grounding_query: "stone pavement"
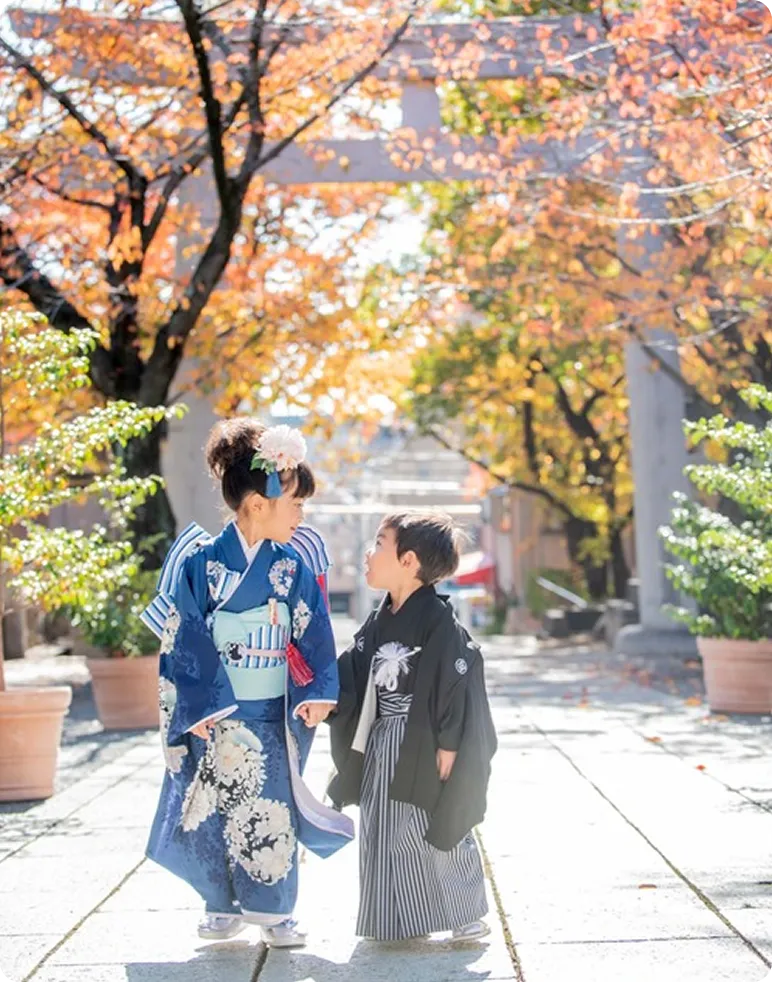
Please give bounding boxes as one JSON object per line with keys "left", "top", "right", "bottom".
{"left": 2, "top": 630, "right": 772, "bottom": 982}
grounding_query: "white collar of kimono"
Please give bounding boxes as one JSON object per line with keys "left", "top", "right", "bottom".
{"left": 233, "top": 521, "right": 264, "bottom": 566}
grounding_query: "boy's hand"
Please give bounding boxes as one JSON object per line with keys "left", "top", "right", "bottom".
{"left": 297, "top": 702, "right": 337, "bottom": 728}
{"left": 436, "top": 748, "right": 457, "bottom": 782}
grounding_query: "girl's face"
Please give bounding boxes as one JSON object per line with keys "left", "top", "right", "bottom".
{"left": 262, "top": 490, "right": 306, "bottom": 544}
{"left": 243, "top": 476, "right": 306, "bottom": 544}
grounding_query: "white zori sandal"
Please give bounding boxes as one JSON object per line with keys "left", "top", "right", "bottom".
{"left": 197, "top": 913, "right": 246, "bottom": 940}
{"left": 451, "top": 920, "right": 492, "bottom": 943}
{"left": 261, "top": 918, "right": 308, "bottom": 948}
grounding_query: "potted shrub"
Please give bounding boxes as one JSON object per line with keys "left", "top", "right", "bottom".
{"left": 67, "top": 570, "right": 162, "bottom": 730}
{"left": 0, "top": 311, "right": 175, "bottom": 800}
{"left": 660, "top": 384, "right": 772, "bottom": 713}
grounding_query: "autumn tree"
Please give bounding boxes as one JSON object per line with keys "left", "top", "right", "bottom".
{"left": 0, "top": 0, "right": 425, "bottom": 564}
{"left": 363, "top": 176, "right": 632, "bottom": 599}
{"left": 362, "top": 0, "right": 771, "bottom": 601}
{"left": 432, "top": 0, "right": 772, "bottom": 417}
{"left": 0, "top": 310, "right": 174, "bottom": 687}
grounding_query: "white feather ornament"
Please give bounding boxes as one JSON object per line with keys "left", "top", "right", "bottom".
{"left": 373, "top": 642, "right": 421, "bottom": 691}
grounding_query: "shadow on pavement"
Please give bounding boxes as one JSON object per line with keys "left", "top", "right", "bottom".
{"left": 260, "top": 938, "right": 494, "bottom": 982}
{"left": 124, "top": 941, "right": 262, "bottom": 982}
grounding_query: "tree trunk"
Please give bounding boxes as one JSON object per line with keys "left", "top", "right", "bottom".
{"left": 121, "top": 423, "right": 176, "bottom": 570}
{"left": 563, "top": 516, "right": 608, "bottom": 601}
{"left": 609, "top": 526, "right": 630, "bottom": 599}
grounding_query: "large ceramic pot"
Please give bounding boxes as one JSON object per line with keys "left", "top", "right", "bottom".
{"left": 87, "top": 654, "right": 160, "bottom": 730}
{"left": 697, "top": 637, "right": 772, "bottom": 714}
{"left": 0, "top": 686, "right": 72, "bottom": 801}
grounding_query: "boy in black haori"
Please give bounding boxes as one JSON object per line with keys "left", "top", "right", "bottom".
{"left": 328, "top": 512, "right": 497, "bottom": 943}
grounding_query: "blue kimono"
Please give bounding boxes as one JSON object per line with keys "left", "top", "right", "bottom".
{"left": 141, "top": 522, "right": 354, "bottom": 921}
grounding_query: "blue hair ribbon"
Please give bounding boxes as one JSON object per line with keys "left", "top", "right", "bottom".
{"left": 265, "top": 470, "right": 282, "bottom": 499}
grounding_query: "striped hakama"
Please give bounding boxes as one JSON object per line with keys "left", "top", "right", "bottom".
{"left": 357, "top": 691, "right": 488, "bottom": 941}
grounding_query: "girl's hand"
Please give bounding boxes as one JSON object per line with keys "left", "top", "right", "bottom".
{"left": 190, "top": 720, "right": 214, "bottom": 741}
{"left": 436, "top": 748, "right": 457, "bottom": 781}
{"left": 297, "top": 702, "right": 337, "bottom": 728}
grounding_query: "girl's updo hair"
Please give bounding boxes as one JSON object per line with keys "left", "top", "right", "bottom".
{"left": 205, "top": 417, "right": 315, "bottom": 512}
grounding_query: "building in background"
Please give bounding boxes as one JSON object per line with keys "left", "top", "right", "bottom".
{"left": 306, "top": 429, "right": 485, "bottom": 622}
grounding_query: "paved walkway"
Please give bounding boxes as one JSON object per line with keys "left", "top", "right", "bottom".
{"left": 2, "top": 631, "right": 772, "bottom": 981}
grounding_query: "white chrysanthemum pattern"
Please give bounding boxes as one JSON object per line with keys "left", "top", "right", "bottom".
{"left": 158, "top": 678, "right": 188, "bottom": 774}
{"left": 213, "top": 721, "right": 266, "bottom": 807}
{"left": 180, "top": 772, "right": 218, "bottom": 831}
{"left": 269, "top": 558, "right": 297, "bottom": 597}
{"left": 292, "top": 598, "right": 312, "bottom": 640}
{"left": 206, "top": 560, "right": 227, "bottom": 601}
{"left": 224, "top": 798, "right": 296, "bottom": 884}
{"left": 160, "top": 605, "right": 181, "bottom": 655}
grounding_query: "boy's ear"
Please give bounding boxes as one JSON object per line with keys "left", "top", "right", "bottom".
{"left": 400, "top": 549, "right": 421, "bottom": 573}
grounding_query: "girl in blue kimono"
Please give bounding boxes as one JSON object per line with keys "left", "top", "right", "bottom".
{"left": 141, "top": 418, "right": 353, "bottom": 947}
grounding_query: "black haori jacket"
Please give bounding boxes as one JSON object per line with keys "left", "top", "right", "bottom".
{"left": 327, "top": 586, "right": 497, "bottom": 851}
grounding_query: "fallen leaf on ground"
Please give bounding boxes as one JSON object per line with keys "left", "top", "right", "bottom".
{"left": 695, "top": 764, "right": 706, "bottom": 771}
{"left": 644, "top": 736, "right": 662, "bottom": 744}
{"left": 685, "top": 696, "right": 703, "bottom": 706}
{"left": 638, "top": 883, "right": 658, "bottom": 889}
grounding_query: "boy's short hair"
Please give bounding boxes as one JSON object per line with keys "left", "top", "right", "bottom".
{"left": 381, "top": 512, "right": 464, "bottom": 585}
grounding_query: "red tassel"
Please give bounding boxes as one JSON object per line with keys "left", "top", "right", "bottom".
{"left": 287, "top": 642, "right": 314, "bottom": 687}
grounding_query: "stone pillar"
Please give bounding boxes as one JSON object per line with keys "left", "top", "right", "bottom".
{"left": 618, "top": 333, "right": 697, "bottom": 656}
{"left": 161, "top": 382, "right": 222, "bottom": 532}
{"left": 615, "top": 153, "right": 698, "bottom": 658}
{"left": 164, "top": 170, "right": 225, "bottom": 532}
{"left": 400, "top": 82, "right": 441, "bottom": 130}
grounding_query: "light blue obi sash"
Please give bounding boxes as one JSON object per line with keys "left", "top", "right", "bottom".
{"left": 211, "top": 604, "right": 290, "bottom": 702}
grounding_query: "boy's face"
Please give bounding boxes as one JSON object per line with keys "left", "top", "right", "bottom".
{"left": 364, "top": 523, "right": 421, "bottom": 591}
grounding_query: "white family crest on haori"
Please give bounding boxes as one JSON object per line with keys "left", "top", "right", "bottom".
{"left": 455, "top": 658, "right": 468, "bottom": 676}
{"left": 268, "top": 557, "right": 297, "bottom": 597}
{"left": 258, "top": 425, "right": 307, "bottom": 472}
{"left": 373, "top": 642, "right": 421, "bottom": 692}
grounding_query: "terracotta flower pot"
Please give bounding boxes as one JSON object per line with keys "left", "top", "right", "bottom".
{"left": 87, "top": 654, "right": 160, "bottom": 730}
{"left": 0, "top": 686, "right": 72, "bottom": 802}
{"left": 697, "top": 637, "right": 772, "bottom": 714}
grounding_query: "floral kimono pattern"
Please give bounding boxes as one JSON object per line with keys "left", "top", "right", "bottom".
{"left": 144, "top": 522, "right": 353, "bottom": 920}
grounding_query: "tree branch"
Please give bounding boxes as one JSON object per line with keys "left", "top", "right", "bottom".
{"left": 177, "top": 0, "right": 233, "bottom": 216}
{"left": 425, "top": 423, "right": 573, "bottom": 516}
{"left": 30, "top": 175, "right": 113, "bottom": 215}
{"left": 0, "top": 221, "right": 113, "bottom": 393}
{"left": 0, "top": 35, "right": 139, "bottom": 184}
{"left": 249, "top": 8, "right": 417, "bottom": 179}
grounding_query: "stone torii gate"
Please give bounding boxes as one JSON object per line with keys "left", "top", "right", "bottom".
{"left": 11, "top": 10, "right": 694, "bottom": 654}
